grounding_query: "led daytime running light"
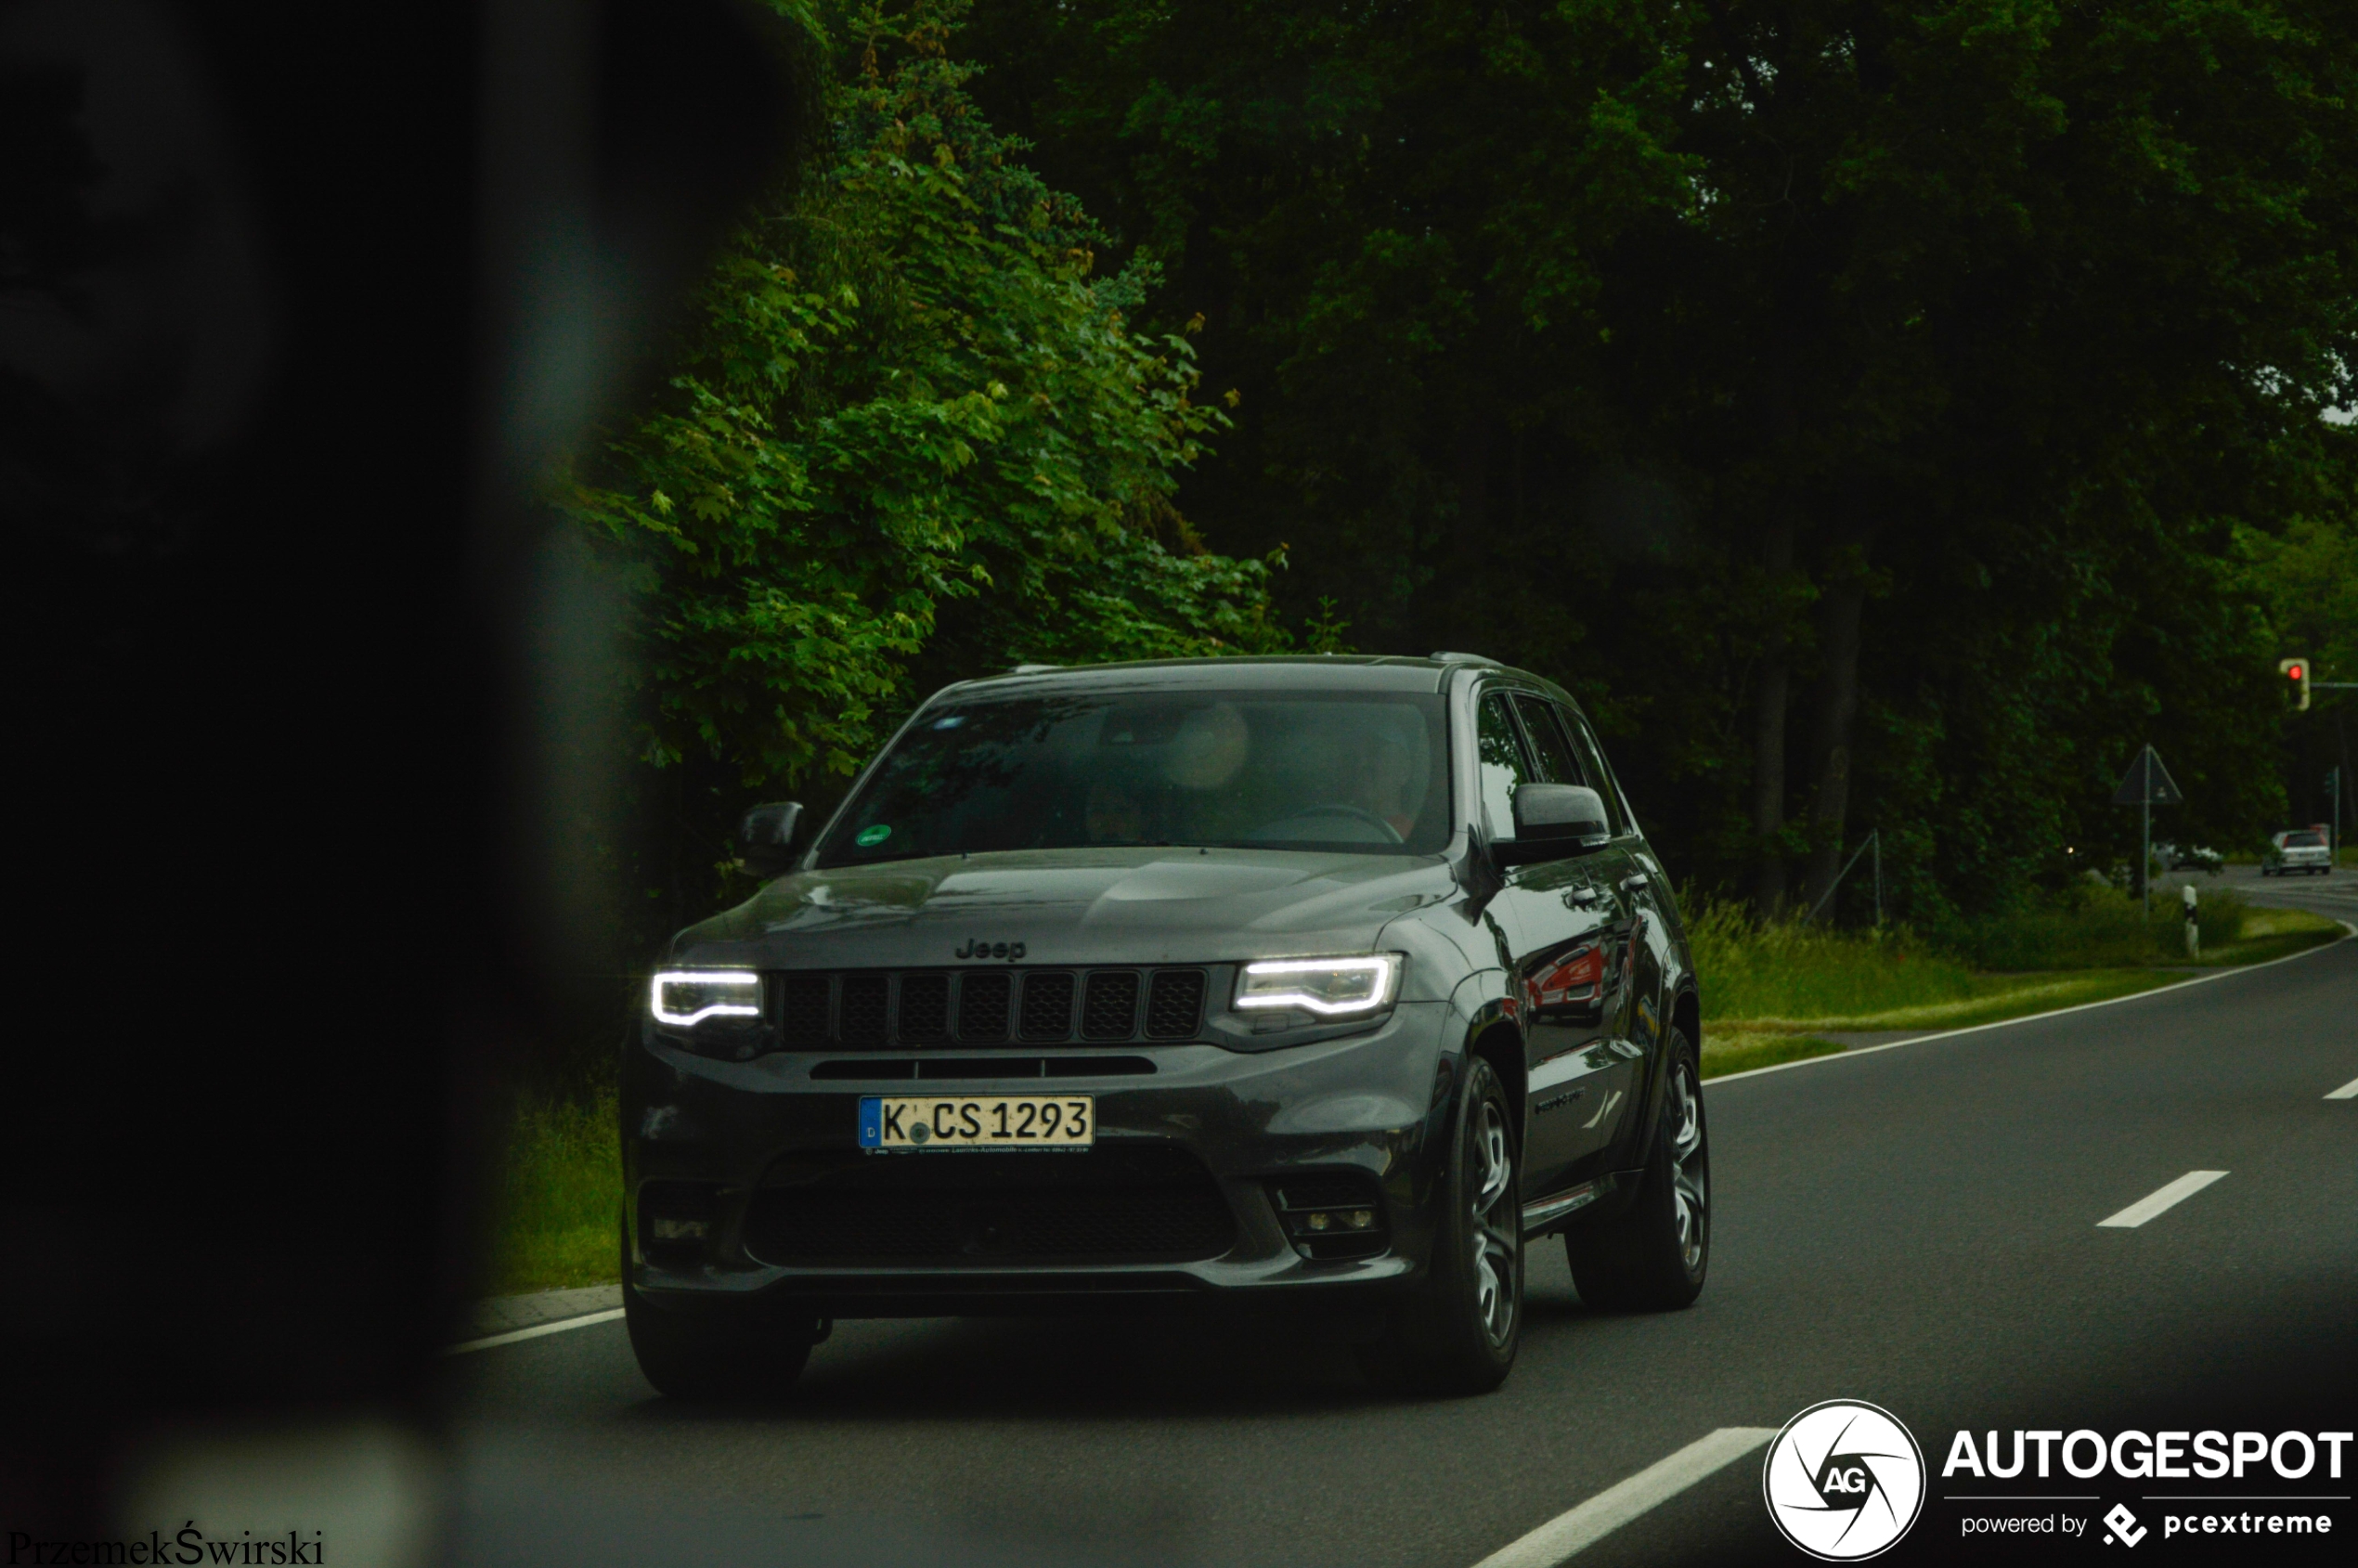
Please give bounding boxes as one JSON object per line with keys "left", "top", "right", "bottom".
{"left": 1234, "top": 953, "right": 1402, "bottom": 1016}
{"left": 651, "top": 969, "right": 763, "bottom": 1027}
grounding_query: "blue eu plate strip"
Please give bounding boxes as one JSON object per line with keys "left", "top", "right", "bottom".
{"left": 858, "top": 1096, "right": 882, "bottom": 1147}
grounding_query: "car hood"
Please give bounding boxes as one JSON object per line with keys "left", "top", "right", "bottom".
{"left": 673, "top": 847, "right": 1459, "bottom": 969}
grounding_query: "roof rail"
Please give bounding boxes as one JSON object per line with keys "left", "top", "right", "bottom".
{"left": 1008, "top": 663, "right": 1060, "bottom": 675}
{"left": 1429, "top": 651, "right": 1501, "bottom": 667}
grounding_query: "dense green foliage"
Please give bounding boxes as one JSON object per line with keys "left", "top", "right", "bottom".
{"left": 560, "top": 0, "right": 2358, "bottom": 952}
{"left": 561, "top": 1, "right": 1290, "bottom": 936}
{"left": 965, "top": 0, "right": 2358, "bottom": 916}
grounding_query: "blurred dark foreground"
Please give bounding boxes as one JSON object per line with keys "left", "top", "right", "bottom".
{"left": 0, "top": 0, "right": 809, "bottom": 1556}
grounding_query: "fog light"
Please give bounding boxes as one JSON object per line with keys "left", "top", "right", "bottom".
{"left": 1305, "top": 1212, "right": 1331, "bottom": 1232}
{"left": 1346, "top": 1210, "right": 1373, "bottom": 1230}
{"left": 651, "top": 1217, "right": 709, "bottom": 1242}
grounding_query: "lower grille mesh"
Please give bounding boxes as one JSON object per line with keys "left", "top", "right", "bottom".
{"left": 1082, "top": 972, "right": 1140, "bottom": 1040}
{"left": 745, "top": 1145, "right": 1235, "bottom": 1265}
{"left": 1146, "top": 970, "right": 1207, "bottom": 1038}
{"left": 1019, "top": 973, "right": 1076, "bottom": 1040}
{"left": 897, "top": 975, "right": 950, "bottom": 1042}
{"left": 840, "top": 976, "right": 888, "bottom": 1044}
{"left": 957, "top": 973, "right": 1012, "bottom": 1041}
{"left": 779, "top": 975, "right": 832, "bottom": 1047}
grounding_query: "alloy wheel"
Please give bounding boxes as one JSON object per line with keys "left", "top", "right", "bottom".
{"left": 1666, "top": 1061, "right": 1708, "bottom": 1275}
{"left": 1469, "top": 1095, "right": 1520, "bottom": 1343}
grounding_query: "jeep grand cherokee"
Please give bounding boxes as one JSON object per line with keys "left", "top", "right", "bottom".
{"left": 624, "top": 654, "right": 1708, "bottom": 1397}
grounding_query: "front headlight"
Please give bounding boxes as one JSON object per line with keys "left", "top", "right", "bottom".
{"left": 650, "top": 969, "right": 763, "bottom": 1027}
{"left": 1234, "top": 953, "right": 1403, "bottom": 1017}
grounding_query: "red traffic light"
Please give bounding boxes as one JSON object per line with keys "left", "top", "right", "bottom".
{"left": 2287, "top": 663, "right": 2306, "bottom": 681}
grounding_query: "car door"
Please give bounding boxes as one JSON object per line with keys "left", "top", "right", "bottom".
{"left": 1474, "top": 688, "right": 1625, "bottom": 1197}
{"left": 1509, "top": 695, "right": 1642, "bottom": 1178}
{"left": 1555, "top": 703, "right": 1670, "bottom": 1162}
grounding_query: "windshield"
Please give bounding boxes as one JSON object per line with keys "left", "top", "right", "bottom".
{"left": 814, "top": 689, "right": 1451, "bottom": 865}
{"left": 2284, "top": 832, "right": 2326, "bottom": 848}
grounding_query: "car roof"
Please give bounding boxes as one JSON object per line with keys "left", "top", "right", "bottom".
{"left": 922, "top": 654, "right": 1595, "bottom": 728}
{"left": 935, "top": 654, "right": 1471, "bottom": 700}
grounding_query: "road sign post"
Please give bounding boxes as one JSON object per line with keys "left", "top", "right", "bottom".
{"left": 2112, "top": 745, "right": 2183, "bottom": 918}
{"left": 1803, "top": 827, "right": 1883, "bottom": 927}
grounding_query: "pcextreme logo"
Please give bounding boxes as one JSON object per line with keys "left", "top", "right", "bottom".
{"left": 1763, "top": 1400, "right": 1927, "bottom": 1562}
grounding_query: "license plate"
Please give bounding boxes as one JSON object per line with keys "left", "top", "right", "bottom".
{"left": 859, "top": 1094, "right": 1095, "bottom": 1151}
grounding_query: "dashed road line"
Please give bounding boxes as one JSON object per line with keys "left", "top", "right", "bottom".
{"left": 2097, "top": 1171, "right": 2228, "bottom": 1229}
{"left": 1468, "top": 1427, "right": 1777, "bottom": 1567}
{"left": 446, "top": 1308, "right": 626, "bottom": 1355}
{"left": 2326, "top": 1074, "right": 2358, "bottom": 1100}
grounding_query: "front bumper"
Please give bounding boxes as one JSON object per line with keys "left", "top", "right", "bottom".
{"left": 623, "top": 1002, "right": 1456, "bottom": 1317}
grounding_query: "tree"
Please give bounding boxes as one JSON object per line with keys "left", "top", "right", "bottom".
{"left": 965, "top": 0, "right": 2358, "bottom": 915}
{"left": 560, "top": 0, "right": 1289, "bottom": 946}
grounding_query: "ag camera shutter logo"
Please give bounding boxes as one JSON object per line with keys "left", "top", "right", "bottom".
{"left": 1762, "top": 1400, "right": 1926, "bottom": 1561}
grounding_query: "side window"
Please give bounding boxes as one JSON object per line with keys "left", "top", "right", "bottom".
{"left": 1557, "top": 706, "right": 1628, "bottom": 835}
{"left": 1476, "top": 692, "right": 1535, "bottom": 838}
{"left": 1511, "top": 694, "right": 1587, "bottom": 786}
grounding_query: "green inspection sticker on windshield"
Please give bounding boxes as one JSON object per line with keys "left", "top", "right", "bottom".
{"left": 856, "top": 823, "right": 892, "bottom": 847}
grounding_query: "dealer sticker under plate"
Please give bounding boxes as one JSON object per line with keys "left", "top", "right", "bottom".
{"left": 859, "top": 1094, "right": 1095, "bottom": 1151}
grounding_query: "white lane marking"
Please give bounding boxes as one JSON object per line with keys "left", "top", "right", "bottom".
{"left": 1707, "top": 919, "right": 2355, "bottom": 1088}
{"left": 2326, "top": 1075, "right": 2358, "bottom": 1100}
{"left": 2098, "top": 1171, "right": 2228, "bottom": 1228}
{"left": 1470, "top": 1428, "right": 1776, "bottom": 1568}
{"left": 445, "top": 1308, "right": 625, "bottom": 1355}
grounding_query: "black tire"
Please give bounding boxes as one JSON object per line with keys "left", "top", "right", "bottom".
{"left": 1567, "top": 1029, "right": 1709, "bottom": 1312}
{"left": 1356, "top": 1056, "right": 1522, "bottom": 1396}
{"left": 623, "top": 1225, "right": 819, "bottom": 1401}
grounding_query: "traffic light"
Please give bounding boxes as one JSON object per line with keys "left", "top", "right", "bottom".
{"left": 2280, "top": 656, "right": 2311, "bottom": 711}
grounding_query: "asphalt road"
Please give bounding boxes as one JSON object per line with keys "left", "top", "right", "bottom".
{"left": 2209, "top": 857, "right": 2358, "bottom": 922}
{"left": 450, "top": 878, "right": 2355, "bottom": 1567}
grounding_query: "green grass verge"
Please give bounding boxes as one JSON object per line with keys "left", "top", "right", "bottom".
{"left": 1699, "top": 1032, "right": 1848, "bottom": 1078}
{"left": 2191, "top": 906, "right": 2346, "bottom": 966}
{"left": 1719, "top": 968, "right": 2185, "bottom": 1036}
{"left": 1697, "top": 903, "right": 2342, "bottom": 1081}
{"left": 491, "top": 1092, "right": 620, "bottom": 1295}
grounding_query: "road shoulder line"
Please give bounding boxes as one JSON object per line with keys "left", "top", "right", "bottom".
{"left": 1706, "top": 921, "right": 2354, "bottom": 1088}
{"left": 446, "top": 1308, "right": 626, "bottom": 1355}
{"left": 1469, "top": 1427, "right": 1776, "bottom": 1568}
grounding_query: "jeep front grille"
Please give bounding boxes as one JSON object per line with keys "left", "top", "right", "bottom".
{"left": 769, "top": 966, "right": 1211, "bottom": 1049}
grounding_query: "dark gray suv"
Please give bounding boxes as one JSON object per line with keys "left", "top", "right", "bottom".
{"left": 624, "top": 654, "right": 1706, "bottom": 1396}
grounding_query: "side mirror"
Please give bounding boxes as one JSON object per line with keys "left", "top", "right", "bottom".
{"left": 1499, "top": 784, "right": 1611, "bottom": 865}
{"left": 736, "top": 801, "right": 806, "bottom": 879}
